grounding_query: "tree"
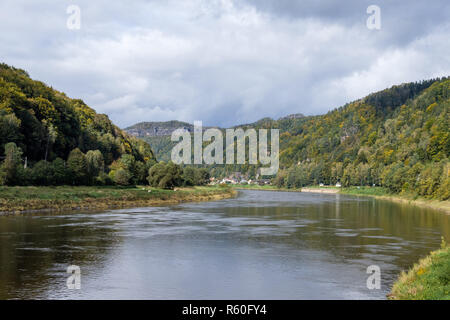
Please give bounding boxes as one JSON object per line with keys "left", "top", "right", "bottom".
{"left": 0, "top": 111, "right": 22, "bottom": 151}
{"left": 0, "top": 142, "right": 23, "bottom": 185}
{"left": 147, "top": 162, "right": 166, "bottom": 187}
{"left": 118, "top": 154, "right": 138, "bottom": 184}
{"left": 30, "top": 161, "right": 49, "bottom": 185}
{"left": 194, "top": 168, "right": 210, "bottom": 185}
{"left": 182, "top": 167, "right": 196, "bottom": 186}
{"left": 67, "top": 148, "right": 88, "bottom": 185}
{"left": 272, "top": 169, "right": 287, "bottom": 188}
{"left": 43, "top": 120, "right": 58, "bottom": 161}
{"left": 147, "top": 162, "right": 183, "bottom": 189}
{"left": 182, "top": 167, "right": 211, "bottom": 186}
{"left": 164, "top": 162, "right": 183, "bottom": 188}
{"left": 134, "top": 160, "right": 148, "bottom": 185}
{"left": 86, "top": 150, "right": 104, "bottom": 183}
{"left": 113, "top": 168, "right": 131, "bottom": 186}
{"left": 52, "top": 157, "right": 69, "bottom": 185}
{"left": 0, "top": 63, "right": 156, "bottom": 181}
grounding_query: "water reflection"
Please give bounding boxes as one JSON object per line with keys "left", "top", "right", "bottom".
{"left": 0, "top": 190, "right": 448, "bottom": 299}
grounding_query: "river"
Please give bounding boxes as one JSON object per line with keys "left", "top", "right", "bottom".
{"left": 0, "top": 190, "right": 448, "bottom": 299}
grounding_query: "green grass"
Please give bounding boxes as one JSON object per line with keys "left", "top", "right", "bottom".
{"left": 341, "top": 186, "right": 391, "bottom": 196}
{"left": 0, "top": 185, "right": 235, "bottom": 213}
{"left": 390, "top": 238, "right": 450, "bottom": 300}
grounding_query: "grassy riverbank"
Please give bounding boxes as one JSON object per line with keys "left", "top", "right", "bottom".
{"left": 389, "top": 239, "right": 450, "bottom": 300}
{"left": 0, "top": 185, "right": 236, "bottom": 214}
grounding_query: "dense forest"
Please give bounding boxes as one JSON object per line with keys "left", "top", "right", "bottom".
{"left": 272, "top": 78, "right": 449, "bottom": 200}
{"left": 128, "top": 78, "right": 449, "bottom": 200}
{"left": 1, "top": 63, "right": 448, "bottom": 197}
{"left": 0, "top": 64, "right": 212, "bottom": 188}
{"left": 0, "top": 63, "right": 203, "bottom": 188}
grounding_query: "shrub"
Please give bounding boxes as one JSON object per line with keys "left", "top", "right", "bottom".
{"left": 113, "top": 168, "right": 132, "bottom": 186}
{"left": 147, "top": 161, "right": 183, "bottom": 189}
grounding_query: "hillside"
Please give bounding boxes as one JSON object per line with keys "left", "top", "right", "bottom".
{"left": 127, "top": 78, "right": 449, "bottom": 199}
{"left": 0, "top": 63, "right": 154, "bottom": 165}
{"left": 273, "top": 78, "right": 449, "bottom": 199}
{"left": 0, "top": 63, "right": 156, "bottom": 186}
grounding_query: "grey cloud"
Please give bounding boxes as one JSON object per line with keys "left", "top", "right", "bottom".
{"left": 242, "top": 0, "right": 450, "bottom": 46}
{"left": 0, "top": 0, "right": 449, "bottom": 128}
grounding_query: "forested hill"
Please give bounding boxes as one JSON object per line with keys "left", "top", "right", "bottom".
{"left": 127, "top": 77, "right": 449, "bottom": 199}
{"left": 0, "top": 63, "right": 154, "bottom": 165}
{"left": 270, "top": 77, "right": 449, "bottom": 200}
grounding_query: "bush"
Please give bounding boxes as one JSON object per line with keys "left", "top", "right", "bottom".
{"left": 52, "top": 157, "right": 69, "bottom": 185}
{"left": 113, "top": 168, "right": 132, "bottom": 186}
{"left": 147, "top": 161, "right": 183, "bottom": 189}
{"left": 182, "top": 167, "right": 210, "bottom": 186}
{"left": 30, "top": 160, "right": 53, "bottom": 185}
{"left": 95, "top": 172, "right": 114, "bottom": 186}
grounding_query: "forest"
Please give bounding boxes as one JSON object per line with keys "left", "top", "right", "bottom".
{"left": 130, "top": 78, "right": 449, "bottom": 200}
{"left": 0, "top": 63, "right": 208, "bottom": 189}
{"left": 272, "top": 78, "right": 449, "bottom": 200}
{"left": 1, "top": 63, "right": 448, "bottom": 198}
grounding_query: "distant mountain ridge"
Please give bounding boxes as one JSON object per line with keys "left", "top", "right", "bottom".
{"left": 126, "top": 120, "right": 195, "bottom": 137}
{"left": 278, "top": 113, "right": 305, "bottom": 120}
{"left": 125, "top": 113, "right": 305, "bottom": 138}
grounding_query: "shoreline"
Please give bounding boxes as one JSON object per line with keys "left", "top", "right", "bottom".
{"left": 361, "top": 194, "right": 450, "bottom": 215}
{"left": 0, "top": 186, "right": 237, "bottom": 216}
{"left": 340, "top": 188, "right": 450, "bottom": 215}
{"left": 233, "top": 185, "right": 450, "bottom": 214}
{"left": 389, "top": 240, "right": 449, "bottom": 300}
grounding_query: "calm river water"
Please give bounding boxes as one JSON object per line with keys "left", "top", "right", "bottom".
{"left": 0, "top": 190, "right": 448, "bottom": 299}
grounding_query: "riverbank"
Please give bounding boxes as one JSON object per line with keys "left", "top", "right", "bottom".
{"left": 341, "top": 187, "right": 450, "bottom": 214}
{"left": 389, "top": 239, "right": 449, "bottom": 300}
{"left": 233, "top": 185, "right": 450, "bottom": 214}
{"left": 0, "top": 185, "right": 236, "bottom": 215}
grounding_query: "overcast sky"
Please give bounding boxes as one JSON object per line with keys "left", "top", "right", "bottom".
{"left": 0, "top": 0, "right": 449, "bottom": 128}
